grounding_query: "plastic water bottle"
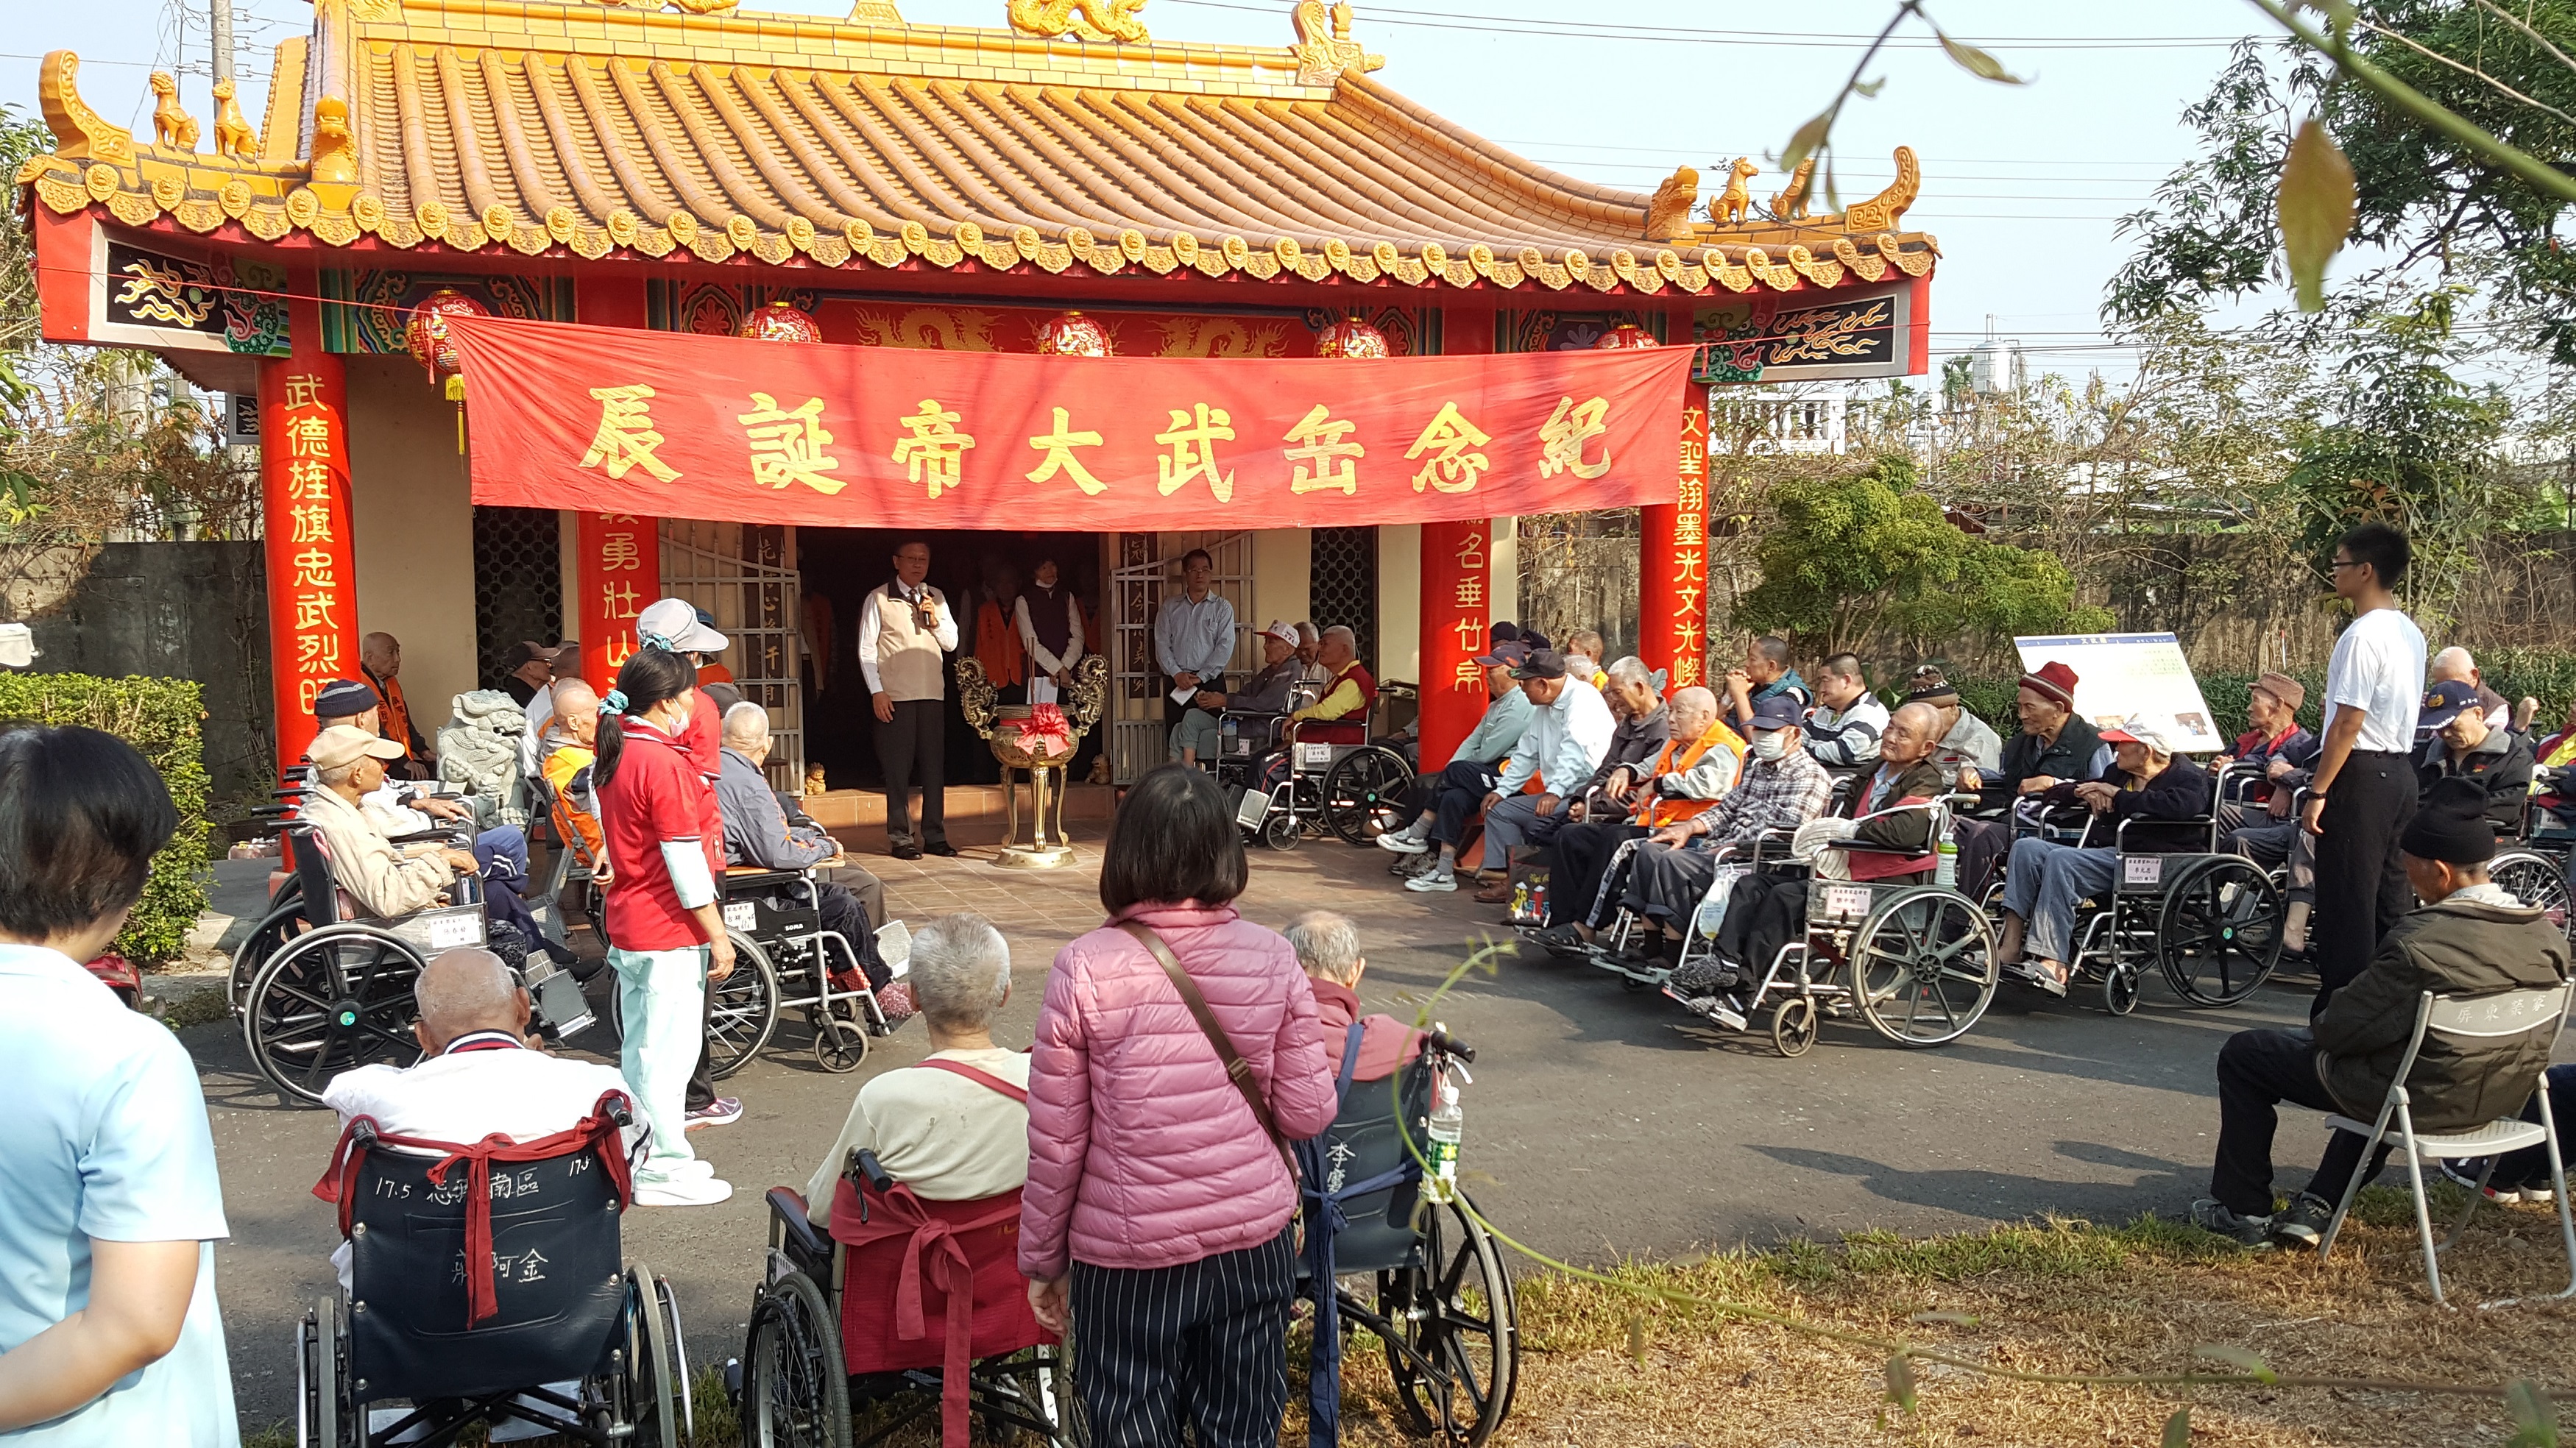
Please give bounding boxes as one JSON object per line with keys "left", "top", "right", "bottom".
{"left": 1933, "top": 820, "right": 1959, "bottom": 890}
{"left": 1426, "top": 1075, "right": 1464, "bottom": 1202}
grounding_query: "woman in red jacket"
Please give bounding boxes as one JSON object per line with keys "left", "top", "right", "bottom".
{"left": 1021, "top": 764, "right": 1337, "bottom": 1447}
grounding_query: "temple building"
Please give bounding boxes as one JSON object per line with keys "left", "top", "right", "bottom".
{"left": 17, "top": 0, "right": 1938, "bottom": 791}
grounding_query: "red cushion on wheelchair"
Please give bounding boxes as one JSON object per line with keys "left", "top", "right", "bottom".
{"left": 829, "top": 1179, "right": 1052, "bottom": 1377}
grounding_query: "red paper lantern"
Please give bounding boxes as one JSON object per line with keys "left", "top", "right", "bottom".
{"left": 1315, "top": 313, "right": 1390, "bottom": 359}
{"left": 1596, "top": 322, "right": 1659, "bottom": 349}
{"left": 405, "top": 288, "right": 490, "bottom": 380}
{"left": 1036, "top": 310, "right": 1113, "bottom": 358}
{"left": 739, "top": 300, "right": 824, "bottom": 344}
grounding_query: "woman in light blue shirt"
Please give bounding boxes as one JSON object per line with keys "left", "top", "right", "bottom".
{"left": 0, "top": 725, "right": 235, "bottom": 1447}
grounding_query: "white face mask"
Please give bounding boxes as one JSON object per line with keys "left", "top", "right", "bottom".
{"left": 1752, "top": 731, "right": 1788, "bottom": 761}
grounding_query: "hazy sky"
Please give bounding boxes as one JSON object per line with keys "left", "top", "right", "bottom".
{"left": 2, "top": 0, "right": 2282, "bottom": 380}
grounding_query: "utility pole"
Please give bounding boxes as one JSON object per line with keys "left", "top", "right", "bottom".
{"left": 210, "top": 0, "right": 234, "bottom": 87}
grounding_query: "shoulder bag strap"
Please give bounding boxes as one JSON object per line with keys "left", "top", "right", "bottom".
{"left": 910, "top": 1056, "right": 1030, "bottom": 1104}
{"left": 1118, "top": 922, "right": 1295, "bottom": 1176}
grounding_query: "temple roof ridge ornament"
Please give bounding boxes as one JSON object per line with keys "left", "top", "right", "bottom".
{"left": 1006, "top": 0, "right": 1147, "bottom": 41}
{"left": 1290, "top": 0, "right": 1382, "bottom": 87}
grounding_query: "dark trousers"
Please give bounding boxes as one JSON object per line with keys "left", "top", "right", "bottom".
{"left": 812, "top": 881, "right": 888, "bottom": 990}
{"left": 876, "top": 698, "right": 946, "bottom": 847}
{"left": 2210, "top": 1027, "right": 2393, "bottom": 1216}
{"left": 1624, "top": 842, "right": 1720, "bottom": 926}
{"left": 1549, "top": 820, "right": 1647, "bottom": 926}
{"left": 1069, "top": 1224, "right": 1296, "bottom": 1448}
{"left": 2495, "top": 1063, "right": 2576, "bottom": 1189}
{"left": 2312, "top": 750, "right": 2417, "bottom": 1013}
{"left": 1950, "top": 817, "right": 2010, "bottom": 902}
{"left": 1415, "top": 759, "right": 1501, "bottom": 846}
{"left": 1716, "top": 871, "right": 1807, "bottom": 975}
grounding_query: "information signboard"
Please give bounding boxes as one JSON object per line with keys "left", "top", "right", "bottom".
{"left": 2011, "top": 632, "right": 2223, "bottom": 753}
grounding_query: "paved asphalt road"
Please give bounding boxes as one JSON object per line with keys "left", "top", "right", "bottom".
{"left": 198, "top": 828, "right": 2350, "bottom": 1434}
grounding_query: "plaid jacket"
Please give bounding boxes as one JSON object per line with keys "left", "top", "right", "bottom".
{"left": 1686, "top": 748, "right": 1835, "bottom": 846}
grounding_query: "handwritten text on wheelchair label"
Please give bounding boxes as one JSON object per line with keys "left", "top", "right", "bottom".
{"left": 1822, "top": 884, "right": 1870, "bottom": 920}
{"left": 2123, "top": 856, "right": 2163, "bottom": 887}
{"left": 428, "top": 913, "right": 482, "bottom": 950}
{"left": 723, "top": 901, "right": 757, "bottom": 932}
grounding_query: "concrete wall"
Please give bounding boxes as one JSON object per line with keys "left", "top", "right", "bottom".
{"left": 24, "top": 541, "right": 273, "bottom": 799}
{"left": 1250, "top": 528, "right": 1310, "bottom": 647}
{"left": 345, "top": 357, "right": 478, "bottom": 720}
{"left": 1379, "top": 524, "right": 1421, "bottom": 684}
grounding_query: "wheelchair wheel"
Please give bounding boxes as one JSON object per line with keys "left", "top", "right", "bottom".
{"left": 1848, "top": 887, "right": 1997, "bottom": 1048}
{"left": 2156, "top": 856, "right": 2282, "bottom": 1007}
{"left": 298, "top": 1296, "right": 349, "bottom": 1448}
{"left": 707, "top": 932, "right": 781, "bottom": 1082}
{"left": 1383, "top": 1192, "right": 1518, "bottom": 1448}
{"left": 811, "top": 1004, "right": 868, "bottom": 1073}
{"left": 1261, "top": 812, "right": 1302, "bottom": 851}
{"left": 1322, "top": 745, "right": 1414, "bottom": 845}
{"left": 2493, "top": 851, "right": 2572, "bottom": 940}
{"left": 746, "top": 1264, "right": 852, "bottom": 1448}
{"left": 1769, "top": 997, "right": 1817, "bottom": 1058}
{"left": 627, "top": 1264, "right": 688, "bottom": 1448}
{"left": 243, "top": 926, "right": 429, "bottom": 1105}
{"left": 229, "top": 897, "right": 307, "bottom": 1015}
{"left": 2102, "top": 960, "right": 2142, "bottom": 1016}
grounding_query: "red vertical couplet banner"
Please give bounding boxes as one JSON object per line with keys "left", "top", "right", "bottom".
{"left": 1637, "top": 386, "right": 1712, "bottom": 688}
{"left": 1417, "top": 519, "right": 1493, "bottom": 771}
{"left": 259, "top": 291, "right": 358, "bottom": 776}
{"left": 576, "top": 511, "right": 663, "bottom": 692}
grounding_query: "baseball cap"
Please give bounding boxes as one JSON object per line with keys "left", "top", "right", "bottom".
{"left": 1746, "top": 695, "right": 1804, "bottom": 731}
{"left": 1510, "top": 648, "right": 1571, "bottom": 681}
{"left": 636, "top": 597, "right": 726, "bottom": 654}
{"left": 313, "top": 678, "right": 379, "bottom": 720}
{"left": 309, "top": 724, "right": 406, "bottom": 771}
{"left": 2418, "top": 678, "right": 2481, "bottom": 730}
{"left": 1262, "top": 620, "right": 1301, "bottom": 648}
{"left": 1473, "top": 641, "right": 1532, "bottom": 667}
{"left": 2098, "top": 713, "right": 2179, "bottom": 755}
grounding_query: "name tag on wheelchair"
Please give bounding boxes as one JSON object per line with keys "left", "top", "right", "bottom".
{"left": 1820, "top": 884, "right": 1871, "bottom": 921}
{"left": 2123, "top": 856, "right": 2164, "bottom": 888}
{"left": 723, "top": 901, "right": 758, "bottom": 932}
{"left": 1298, "top": 742, "right": 1335, "bottom": 768}
{"left": 425, "top": 912, "right": 483, "bottom": 951}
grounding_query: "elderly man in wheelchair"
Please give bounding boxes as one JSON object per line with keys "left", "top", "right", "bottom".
{"left": 745, "top": 914, "right": 1073, "bottom": 1447}
{"left": 1278, "top": 912, "right": 1514, "bottom": 1448}
{"left": 297, "top": 946, "right": 690, "bottom": 1447}
{"left": 1206, "top": 625, "right": 1412, "bottom": 851}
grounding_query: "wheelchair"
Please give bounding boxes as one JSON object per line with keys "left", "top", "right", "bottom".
{"left": 296, "top": 1094, "right": 690, "bottom": 1447}
{"left": 743, "top": 1152, "right": 1076, "bottom": 1448}
{"left": 1643, "top": 798, "right": 2000, "bottom": 1056}
{"left": 2488, "top": 796, "right": 2575, "bottom": 941}
{"left": 1300, "top": 1025, "right": 1515, "bottom": 1447}
{"left": 236, "top": 823, "right": 595, "bottom": 1105}
{"left": 601, "top": 865, "right": 898, "bottom": 1078}
{"left": 1214, "top": 711, "right": 1414, "bottom": 851}
{"left": 1981, "top": 767, "right": 2284, "bottom": 1015}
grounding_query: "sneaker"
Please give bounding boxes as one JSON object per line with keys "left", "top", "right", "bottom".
{"left": 2441, "top": 1159, "right": 2552, "bottom": 1203}
{"left": 685, "top": 1098, "right": 743, "bottom": 1131}
{"left": 2188, "top": 1198, "right": 2276, "bottom": 1251}
{"left": 1376, "top": 826, "right": 1430, "bottom": 854}
{"left": 2271, "top": 1191, "right": 2335, "bottom": 1249}
{"left": 637, "top": 1175, "right": 735, "bottom": 1207}
{"left": 1405, "top": 868, "right": 1459, "bottom": 893}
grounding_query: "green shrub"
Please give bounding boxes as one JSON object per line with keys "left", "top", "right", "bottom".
{"left": 0, "top": 674, "right": 210, "bottom": 965}
{"left": 2482, "top": 647, "right": 2576, "bottom": 732}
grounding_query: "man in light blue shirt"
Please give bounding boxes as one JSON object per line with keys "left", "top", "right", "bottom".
{"left": 0, "top": 724, "right": 236, "bottom": 1447}
{"left": 1407, "top": 650, "right": 1614, "bottom": 898}
{"left": 1154, "top": 546, "right": 1236, "bottom": 738}
{"left": 1378, "top": 645, "right": 1535, "bottom": 871}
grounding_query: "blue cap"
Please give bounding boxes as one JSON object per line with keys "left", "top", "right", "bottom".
{"left": 2418, "top": 678, "right": 2481, "bottom": 731}
{"left": 1747, "top": 695, "right": 1804, "bottom": 731}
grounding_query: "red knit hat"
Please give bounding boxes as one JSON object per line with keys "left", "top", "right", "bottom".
{"left": 2018, "top": 660, "right": 2079, "bottom": 710}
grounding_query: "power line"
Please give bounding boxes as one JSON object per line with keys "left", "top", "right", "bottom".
{"left": 1164, "top": 0, "right": 2248, "bottom": 47}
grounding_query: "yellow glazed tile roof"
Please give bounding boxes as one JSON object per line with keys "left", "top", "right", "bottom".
{"left": 18, "top": 0, "right": 1938, "bottom": 295}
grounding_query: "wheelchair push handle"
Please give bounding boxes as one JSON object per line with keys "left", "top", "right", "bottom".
{"left": 852, "top": 1147, "right": 896, "bottom": 1195}
{"left": 1424, "top": 1027, "right": 1475, "bottom": 1064}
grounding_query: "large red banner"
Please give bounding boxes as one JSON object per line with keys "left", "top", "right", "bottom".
{"left": 259, "top": 294, "right": 358, "bottom": 776}
{"left": 448, "top": 316, "right": 1695, "bottom": 530}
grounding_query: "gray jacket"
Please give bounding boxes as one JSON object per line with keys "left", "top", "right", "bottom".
{"left": 718, "top": 747, "right": 835, "bottom": 870}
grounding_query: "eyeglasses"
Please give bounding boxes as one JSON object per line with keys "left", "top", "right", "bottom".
{"left": 2329, "top": 558, "right": 2364, "bottom": 571}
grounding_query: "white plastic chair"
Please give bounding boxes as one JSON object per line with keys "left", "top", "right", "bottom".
{"left": 2315, "top": 982, "right": 2576, "bottom": 1305}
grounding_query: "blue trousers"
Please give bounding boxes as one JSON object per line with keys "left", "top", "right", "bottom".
{"left": 2001, "top": 837, "right": 2116, "bottom": 963}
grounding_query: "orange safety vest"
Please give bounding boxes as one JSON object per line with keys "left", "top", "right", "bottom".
{"left": 1633, "top": 719, "right": 1749, "bottom": 827}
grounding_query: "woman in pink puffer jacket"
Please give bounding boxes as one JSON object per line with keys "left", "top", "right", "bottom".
{"left": 1022, "top": 764, "right": 1337, "bottom": 1447}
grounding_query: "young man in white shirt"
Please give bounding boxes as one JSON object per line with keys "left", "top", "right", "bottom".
{"left": 2304, "top": 522, "right": 2429, "bottom": 1013}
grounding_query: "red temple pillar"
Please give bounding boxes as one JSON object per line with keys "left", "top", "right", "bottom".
{"left": 576, "top": 511, "right": 663, "bottom": 691}
{"left": 259, "top": 283, "right": 358, "bottom": 775}
{"left": 1638, "top": 383, "right": 1710, "bottom": 689}
{"left": 1418, "top": 520, "right": 1493, "bottom": 771}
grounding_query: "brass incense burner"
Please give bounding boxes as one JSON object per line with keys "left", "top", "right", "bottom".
{"left": 956, "top": 653, "right": 1108, "bottom": 868}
